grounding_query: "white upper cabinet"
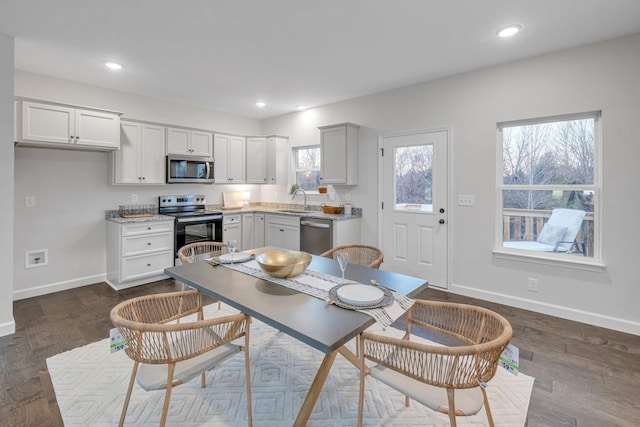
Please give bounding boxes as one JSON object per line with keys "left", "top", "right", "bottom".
{"left": 166, "top": 127, "right": 213, "bottom": 157}
{"left": 246, "top": 135, "right": 283, "bottom": 184}
{"left": 319, "top": 123, "right": 359, "bottom": 185}
{"left": 18, "top": 100, "right": 121, "bottom": 150}
{"left": 246, "top": 137, "right": 268, "bottom": 183}
{"left": 114, "top": 120, "right": 166, "bottom": 184}
{"left": 214, "top": 134, "right": 245, "bottom": 183}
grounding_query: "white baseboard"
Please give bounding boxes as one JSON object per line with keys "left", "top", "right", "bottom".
{"left": 13, "top": 273, "right": 107, "bottom": 301}
{"left": 0, "top": 319, "right": 16, "bottom": 337}
{"left": 448, "top": 283, "right": 640, "bottom": 336}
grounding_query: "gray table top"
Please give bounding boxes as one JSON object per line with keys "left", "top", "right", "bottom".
{"left": 164, "top": 247, "right": 429, "bottom": 354}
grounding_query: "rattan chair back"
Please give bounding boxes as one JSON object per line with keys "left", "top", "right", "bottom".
{"left": 110, "top": 290, "right": 252, "bottom": 426}
{"left": 358, "top": 300, "right": 512, "bottom": 426}
{"left": 320, "top": 244, "right": 384, "bottom": 269}
{"left": 178, "top": 241, "right": 228, "bottom": 264}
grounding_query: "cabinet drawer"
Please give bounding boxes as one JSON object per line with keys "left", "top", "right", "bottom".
{"left": 121, "top": 251, "right": 173, "bottom": 282}
{"left": 223, "top": 214, "right": 241, "bottom": 225}
{"left": 122, "top": 221, "right": 173, "bottom": 236}
{"left": 265, "top": 214, "right": 300, "bottom": 228}
{"left": 122, "top": 233, "right": 173, "bottom": 256}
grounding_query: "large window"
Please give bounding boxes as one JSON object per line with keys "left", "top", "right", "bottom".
{"left": 293, "top": 145, "right": 321, "bottom": 191}
{"left": 498, "top": 112, "right": 600, "bottom": 260}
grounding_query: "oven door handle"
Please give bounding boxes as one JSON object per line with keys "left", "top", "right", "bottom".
{"left": 176, "top": 215, "right": 222, "bottom": 223}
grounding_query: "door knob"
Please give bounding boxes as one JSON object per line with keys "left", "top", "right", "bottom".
{"left": 439, "top": 219, "right": 445, "bottom": 224}
{"left": 439, "top": 208, "right": 445, "bottom": 213}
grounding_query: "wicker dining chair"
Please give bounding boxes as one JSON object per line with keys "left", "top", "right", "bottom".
{"left": 357, "top": 300, "right": 512, "bottom": 427}
{"left": 110, "top": 290, "right": 253, "bottom": 427}
{"left": 177, "top": 241, "right": 229, "bottom": 294}
{"left": 320, "top": 244, "right": 384, "bottom": 269}
{"left": 178, "top": 241, "right": 229, "bottom": 264}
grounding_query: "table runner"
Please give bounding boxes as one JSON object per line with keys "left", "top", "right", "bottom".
{"left": 218, "top": 259, "right": 414, "bottom": 327}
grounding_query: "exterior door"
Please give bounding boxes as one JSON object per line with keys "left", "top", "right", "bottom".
{"left": 380, "top": 129, "right": 448, "bottom": 288}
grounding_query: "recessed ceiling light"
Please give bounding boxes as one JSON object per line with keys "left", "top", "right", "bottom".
{"left": 497, "top": 25, "right": 521, "bottom": 38}
{"left": 297, "top": 105, "right": 307, "bottom": 111}
{"left": 256, "top": 102, "right": 266, "bottom": 108}
{"left": 105, "top": 62, "right": 122, "bottom": 70}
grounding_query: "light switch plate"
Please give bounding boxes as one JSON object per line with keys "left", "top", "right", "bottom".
{"left": 458, "top": 195, "right": 475, "bottom": 207}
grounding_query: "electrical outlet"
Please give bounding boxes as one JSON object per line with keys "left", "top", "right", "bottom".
{"left": 25, "top": 196, "right": 36, "bottom": 208}
{"left": 528, "top": 278, "right": 539, "bottom": 292}
{"left": 457, "top": 195, "right": 475, "bottom": 207}
{"left": 345, "top": 193, "right": 351, "bottom": 202}
{"left": 329, "top": 192, "right": 336, "bottom": 201}
{"left": 131, "top": 194, "right": 138, "bottom": 203}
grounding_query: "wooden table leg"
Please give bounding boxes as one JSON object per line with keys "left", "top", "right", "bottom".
{"left": 293, "top": 350, "right": 338, "bottom": 427}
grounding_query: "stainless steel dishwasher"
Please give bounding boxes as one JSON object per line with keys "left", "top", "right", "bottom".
{"left": 300, "top": 217, "right": 333, "bottom": 255}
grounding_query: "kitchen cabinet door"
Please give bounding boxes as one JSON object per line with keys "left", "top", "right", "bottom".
{"left": 223, "top": 223, "right": 242, "bottom": 247}
{"left": 21, "top": 101, "right": 75, "bottom": 144}
{"left": 214, "top": 134, "right": 245, "bottom": 183}
{"left": 242, "top": 213, "right": 255, "bottom": 250}
{"left": 140, "top": 124, "right": 167, "bottom": 183}
{"left": 265, "top": 222, "right": 284, "bottom": 248}
{"left": 228, "top": 136, "right": 246, "bottom": 183}
{"left": 319, "top": 123, "right": 359, "bottom": 185}
{"left": 266, "top": 136, "right": 277, "bottom": 183}
{"left": 246, "top": 137, "right": 267, "bottom": 183}
{"left": 114, "top": 121, "right": 166, "bottom": 184}
{"left": 75, "top": 108, "right": 120, "bottom": 148}
{"left": 255, "top": 213, "right": 265, "bottom": 248}
{"left": 282, "top": 225, "right": 300, "bottom": 251}
{"left": 190, "top": 130, "right": 213, "bottom": 157}
{"left": 167, "top": 127, "right": 212, "bottom": 156}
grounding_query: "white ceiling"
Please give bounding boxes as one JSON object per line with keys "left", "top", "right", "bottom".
{"left": 1, "top": 1, "right": 640, "bottom": 120}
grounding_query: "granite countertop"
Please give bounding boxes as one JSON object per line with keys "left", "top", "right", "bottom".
{"left": 218, "top": 206, "right": 362, "bottom": 221}
{"left": 105, "top": 213, "right": 174, "bottom": 224}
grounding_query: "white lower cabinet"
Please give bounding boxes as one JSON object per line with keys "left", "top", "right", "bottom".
{"left": 223, "top": 214, "right": 242, "bottom": 247}
{"left": 242, "top": 213, "right": 255, "bottom": 250}
{"left": 265, "top": 214, "right": 300, "bottom": 251}
{"left": 255, "top": 213, "right": 265, "bottom": 248}
{"left": 106, "top": 219, "right": 174, "bottom": 290}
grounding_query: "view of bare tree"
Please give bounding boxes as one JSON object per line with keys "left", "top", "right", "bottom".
{"left": 395, "top": 145, "right": 433, "bottom": 205}
{"left": 502, "top": 118, "right": 595, "bottom": 212}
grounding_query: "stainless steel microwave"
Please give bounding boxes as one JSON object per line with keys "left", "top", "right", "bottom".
{"left": 166, "top": 155, "right": 215, "bottom": 184}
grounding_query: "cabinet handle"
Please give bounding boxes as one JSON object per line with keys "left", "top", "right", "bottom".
{"left": 147, "top": 242, "right": 151, "bottom": 245}
{"left": 75, "top": 136, "right": 79, "bottom": 140}
{"left": 147, "top": 263, "right": 151, "bottom": 267}
{"left": 147, "top": 227, "right": 151, "bottom": 230}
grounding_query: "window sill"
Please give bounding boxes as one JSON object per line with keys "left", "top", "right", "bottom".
{"left": 492, "top": 248, "right": 605, "bottom": 272}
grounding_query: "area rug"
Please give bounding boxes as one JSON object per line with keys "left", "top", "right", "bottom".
{"left": 47, "top": 304, "right": 534, "bottom": 426}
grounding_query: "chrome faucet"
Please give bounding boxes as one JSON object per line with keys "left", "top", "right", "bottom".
{"left": 293, "top": 188, "right": 308, "bottom": 210}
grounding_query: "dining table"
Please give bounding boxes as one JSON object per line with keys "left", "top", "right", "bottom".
{"left": 164, "top": 246, "right": 429, "bottom": 426}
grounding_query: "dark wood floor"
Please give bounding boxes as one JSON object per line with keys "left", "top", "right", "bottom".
{"left": 1, "top": 280, "right": 639, "bottom": 426}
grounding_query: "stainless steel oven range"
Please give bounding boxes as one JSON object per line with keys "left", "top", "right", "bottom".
{"left": 159, "top": 195, "right": 223, "bottom": 263}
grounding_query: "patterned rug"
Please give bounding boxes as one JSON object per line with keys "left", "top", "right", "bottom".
{"left": 47, "top": 304, "right": 534, "bottom": 426}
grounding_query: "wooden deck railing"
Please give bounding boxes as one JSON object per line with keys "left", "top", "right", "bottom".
{"left": 503, "top": 209, "right": 594, "bottom": 256}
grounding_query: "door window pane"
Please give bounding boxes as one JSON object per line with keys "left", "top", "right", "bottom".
{"left": 395, "top": 144, "right": 433, "bottom": 212}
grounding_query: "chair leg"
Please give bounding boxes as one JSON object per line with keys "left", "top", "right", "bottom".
{"left": 119, "top": 361, "right": 139, "bottom": 427}
{"left": 446, "top": 388, "right": 457, "bottom": 427}
{"left": 481, "top": 385, "right": 495, "bottom": 427}
{"left": 160, "top": 363, "right": 176, "bottom": 427}
{"left": 201, "top": 372, "right": 206, "bottom": 388}
{"left": 244, "top": 327, "right": 253, "bottom": 427}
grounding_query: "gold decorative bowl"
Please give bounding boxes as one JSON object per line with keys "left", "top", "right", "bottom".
{"left": 255, "top": 250, "right": 312, "bottom": 278}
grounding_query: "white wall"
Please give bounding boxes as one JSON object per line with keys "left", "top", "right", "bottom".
{"left": 262, "top": 34, "right": 640, "bottom": 335}
{"left": 0, "top": 33, "right": 15, "bottom": 336}
{"left": 13, "top": 71, "right": 262, "bottom": 298}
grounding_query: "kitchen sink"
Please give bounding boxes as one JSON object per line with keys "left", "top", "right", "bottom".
{"left": 278, "top": 209, "right": 310, "bottom": 214}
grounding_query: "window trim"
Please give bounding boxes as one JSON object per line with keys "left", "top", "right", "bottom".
{"left": 495, "top": 111, "right": 603, "bottom": 266}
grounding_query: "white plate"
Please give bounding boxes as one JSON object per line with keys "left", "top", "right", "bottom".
{"left": 337, "top": 284, "right": 385, "bottom": 306}
{"left": 218, "top": 253, "right": 252, "bottom": 263}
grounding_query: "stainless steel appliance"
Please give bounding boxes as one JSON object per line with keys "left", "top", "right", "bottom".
{"left": 300, "top": 217, "right": 333, "bottom": 255}
{"left": 159, "top": 195, "right": 223, "bottom": 262}
{"left": 166, "top": 155, "right": 214, "bottom": 184}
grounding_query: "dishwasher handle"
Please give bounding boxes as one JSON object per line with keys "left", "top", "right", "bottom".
{"left": 301, "top": 220, "right": 331, "bottom": 229}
